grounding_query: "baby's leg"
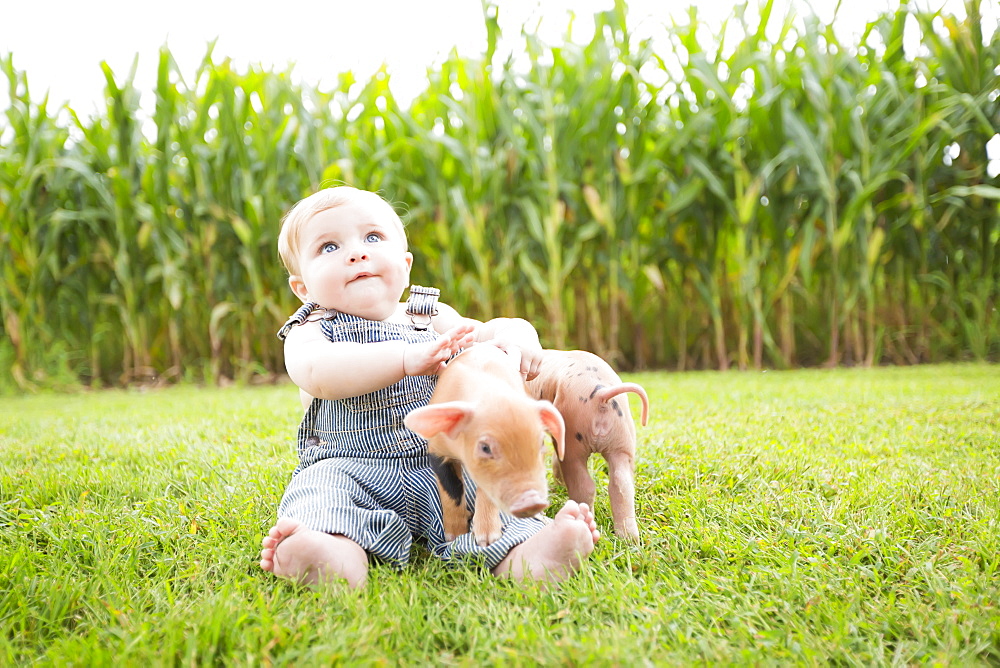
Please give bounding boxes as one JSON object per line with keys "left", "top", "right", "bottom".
{"left": 492, "top": 500, "right": 599, "bottom": 584}
{"left": 260, "top": 517, "right": 368, "bottom": 588}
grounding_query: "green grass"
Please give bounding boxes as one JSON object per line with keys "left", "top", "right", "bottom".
{"left": 2, "top": 364, "right": 999, "bottom": 664}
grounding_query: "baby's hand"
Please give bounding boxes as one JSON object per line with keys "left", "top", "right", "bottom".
{"left": 403, "top": 324, "right": 476, "bottom": 377}
{"left": 481, "top": 339, "right": 543, "bottom": 380}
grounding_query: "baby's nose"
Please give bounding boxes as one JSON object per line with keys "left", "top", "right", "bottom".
{"left": 348, "top": 250, "right": 369, "bottom": 263}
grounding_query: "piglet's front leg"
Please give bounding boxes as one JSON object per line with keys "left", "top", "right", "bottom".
{"left": 606, "top": 450, "right": 639, "bottom": 542}
{"left": 472, "top": 494, "right": 503, "bottom": 546}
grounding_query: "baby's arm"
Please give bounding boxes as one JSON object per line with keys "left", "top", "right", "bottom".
{"left": 284, "top": 319, "right": 475, "bottom": 401}
{"left": 434, "top": 304, "right": 544, "bottom": 380}
{"left": 476, "top": 317, "right": 544, "bottom": 380}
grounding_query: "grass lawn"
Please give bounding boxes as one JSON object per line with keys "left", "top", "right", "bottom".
{"left": 2, "top": 364, "right": 998, "bottom": 665}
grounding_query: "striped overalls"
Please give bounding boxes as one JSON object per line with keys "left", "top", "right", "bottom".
{"left": 277, "top": 286, "right": 545, "bottom": 569}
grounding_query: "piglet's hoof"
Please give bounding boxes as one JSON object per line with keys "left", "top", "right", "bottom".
{"left": 475, "top": 528, "right": 503, "bottom": 546}
{"left": 616, "top": 518, "right": 640, "bottom": 543}
{"left": 473, "top": 515, "right": 503, "bottom": 546}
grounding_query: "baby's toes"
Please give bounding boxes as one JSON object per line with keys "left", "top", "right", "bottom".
{"left": 554, "top": 500, "right": 581, "bottom": 521}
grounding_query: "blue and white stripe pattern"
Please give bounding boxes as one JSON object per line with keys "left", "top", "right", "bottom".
{"left": 277, "top": 286, "right": 545, "bottom": 569}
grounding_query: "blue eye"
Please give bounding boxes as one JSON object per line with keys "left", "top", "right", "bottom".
{"left": 365, "top": 232, "right": 382, "bottom": 243}
{"left": 321, "top": 242, "right": 338, "bottom": 254}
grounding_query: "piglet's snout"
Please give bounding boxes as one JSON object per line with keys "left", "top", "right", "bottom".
{"left": 509, "top": 489, "right": 549, "bottom": 517}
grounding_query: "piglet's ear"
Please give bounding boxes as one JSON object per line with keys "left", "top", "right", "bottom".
{"left": 537, "top": 400, "right": 566, "bottom": 461}
{"left": 405, "top": 401, "right": 474, "bottom": 440}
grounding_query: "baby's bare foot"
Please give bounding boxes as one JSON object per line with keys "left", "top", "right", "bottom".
{"left": 493, "top": 500, "right": 600, "bottom": 584}
{"left": 260, "top": 517, "right": 368, "bottom": 588}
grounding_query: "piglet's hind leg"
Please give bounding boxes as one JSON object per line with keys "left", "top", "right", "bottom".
{"left": 605, "top": 450, "right": 639, "bottom": 542}
{"left": 559, "top": 454, "right": 596, "bottom": 508}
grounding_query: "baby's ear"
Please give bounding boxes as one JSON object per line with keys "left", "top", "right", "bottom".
{"left": 288, "top": 275, "right": 309, "bottom": 302}
{"left": 403, "top": 252, "right": 413, "bottom": 272}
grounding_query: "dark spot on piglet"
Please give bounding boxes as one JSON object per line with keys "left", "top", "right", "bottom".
{"left": 589, "top": 384, "right": 605, "bottom": 399}
{"left": 612, "top": 401, "right": 624, "bottom": 417}
{"left": 429, "top": 454, "right": 465, "bottom": 505}
{"left": 575, "top": 432, "right": 584, "bottom": 441}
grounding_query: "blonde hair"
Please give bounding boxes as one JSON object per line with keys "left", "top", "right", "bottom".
{"left": 277, "top": 186, "right": 407, "bottom": 276}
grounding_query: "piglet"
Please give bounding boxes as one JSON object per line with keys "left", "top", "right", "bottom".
{"left": 525, "top": 349, "right": 649, "bottom": 542}
{"left": 404, "top": 344, "right": 565, "bottom": 546}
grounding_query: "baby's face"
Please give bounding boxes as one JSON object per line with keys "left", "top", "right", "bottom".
{"left": 289, "top": 202, "right": 412, "bottom": 320}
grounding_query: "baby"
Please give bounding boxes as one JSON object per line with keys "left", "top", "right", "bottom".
{"left": 259, "top": 186, "right": 599, "bottom": 587}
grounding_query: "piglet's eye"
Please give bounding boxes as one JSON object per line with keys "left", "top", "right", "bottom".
{"left": 477, "top": 441, "right": 492, "bottom": 456}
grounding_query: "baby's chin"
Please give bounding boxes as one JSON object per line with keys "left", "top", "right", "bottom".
{"left": 339, "top": 294, "right": 407, "bottom": 322}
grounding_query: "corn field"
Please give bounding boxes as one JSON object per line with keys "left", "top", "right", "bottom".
{"left": 1, "top": 0, "right": 998, "bottom": 391}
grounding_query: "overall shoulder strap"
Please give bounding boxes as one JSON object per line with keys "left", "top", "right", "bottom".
{"left": 277, "top": 302, "right": 337, "bottom": 340}
{"left": 405, "top": 285, "right": 440, "bottom": 331}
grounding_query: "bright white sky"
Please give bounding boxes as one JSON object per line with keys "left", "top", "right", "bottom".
{"left": 0, "top": 0, "right": 988, "bottom": 116}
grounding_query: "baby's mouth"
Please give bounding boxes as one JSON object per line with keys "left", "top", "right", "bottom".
{"left": 350, "top": 272, "right": 375, "bottom": 283}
